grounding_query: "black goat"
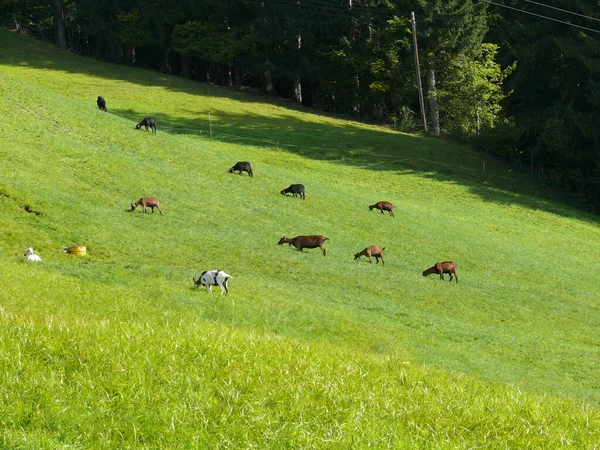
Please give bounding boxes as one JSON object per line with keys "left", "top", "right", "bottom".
{"left": 280, "top": 184, "right": 305, "bottom": 200}
{"left": 136, "top": 117, "right": 157, "bottom": 133}
{"left": 97, "top": 96, "right": 107, "bottom": 112}
{"left": 229, "top": 161, "right": 253, "bottom": 177}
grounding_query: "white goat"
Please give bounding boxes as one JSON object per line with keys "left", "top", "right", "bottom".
{"left": 24, "top": 247, "right": 41, "bottom": 262}
{"left": 193, "top": 270, "right": 232, "bottom": 295}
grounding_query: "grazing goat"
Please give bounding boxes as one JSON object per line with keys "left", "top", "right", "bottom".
{"left": 229, "top": 161, "right": 253, "bottom": 177}
{"left": 131, "top": 197, "right": 163, "bottom": 214}
{"left": 422, "top": 261, "right": 458, "bottom": 283}
{"left": 278, "top": 235, "right": 328, "bottom": 256}
{"left": 193, "top": 270, "right": 232, "bottom": 295}
{"left": 369, "top": 201, "right": 395, "bottom": 218}
{"left": 280, "top": 184, "right": 305, "bottom": 200}
{"left": 97, "top": 96, "right": 107, "bottom": 112}
{"left": 354, "top": 246, "right": 385, "bottom": 265}
{"left": 24, "top": 247, "right": 41, "bottom": 262}
{"left": 136, "top": 117, "right": 157, "bottom": 133}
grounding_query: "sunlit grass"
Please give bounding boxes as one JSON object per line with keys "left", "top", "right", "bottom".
{"left": 0, "top": 30, "right": 599, "bottom": 447}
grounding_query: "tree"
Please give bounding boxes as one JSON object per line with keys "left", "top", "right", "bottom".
{"left": 437, "top": 43, "right": 515, "bottom": 137}
{"left": 54, "top": 0, "right": 65, "bottom": 48}
{"left": 492, "top": 0, "right": 600, "bottom": 203}
{"left": 415, "top": 0, "right": 489, "bottom": 134}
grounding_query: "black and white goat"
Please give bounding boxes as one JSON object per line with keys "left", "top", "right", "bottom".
{"left": 193, "top": 270, "right": 232, "bottom": 295}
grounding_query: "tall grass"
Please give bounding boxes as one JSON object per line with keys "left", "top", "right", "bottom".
{"left": 0, "top": 30, "right": 599, "bottom": 447}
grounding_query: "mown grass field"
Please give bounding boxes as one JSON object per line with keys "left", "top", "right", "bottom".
{"left": 0, "top": 30, "right": 599, "bottom": 448}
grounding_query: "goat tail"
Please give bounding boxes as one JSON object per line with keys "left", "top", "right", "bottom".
{"left": 381, "top": 247, "right": 386, "bottom": 251}
{"left": 323, "top": 237, "right": 330, "bottom": 241}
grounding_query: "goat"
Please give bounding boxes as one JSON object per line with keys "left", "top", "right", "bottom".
{"left": 97, "top": 96, "right": 107, "bottom": 112}
{"left": 422, "top": 261, "right": 458, "bottom": 283}
{"left": 278, "top": 235, "right": 328, "bottom": 256}
{"left": 131, "top": 197, "right": 163, "bottom": 214}
{"left": 24, "top": 247, "right": 41, "bottom": 261}
{"left": 193, "top": 270, "right": 232, "bottom": 295}
{"left": 136, "top": 117, "right": 157, "bottom": 133}
{"left": 280, "top": 184, "right": 305, "bottom": 200}
{"left": 229, "top": 161, "right": 253, "bottom": 177}
{"left": 354, "top": 246, "right": 385, "bottom": 265}
{"left": 369, "top": 201, "right": 395, "bottom": 218}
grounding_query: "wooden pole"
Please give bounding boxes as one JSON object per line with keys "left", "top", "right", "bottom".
{"left": 411, "top": 12, "right": 428, "bottom": 133}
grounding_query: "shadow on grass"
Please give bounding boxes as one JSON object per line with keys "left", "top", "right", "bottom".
{"left": 113, "top": 109, "right": 597, "bottom": 225}
{"left": 1, "top": 30, "right": 597, "bottom": 225}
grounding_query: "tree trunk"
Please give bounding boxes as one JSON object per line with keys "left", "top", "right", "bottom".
{"left": 353, "top": 74, "right": 360, "bottom": 115}
{"left": 94, "top": 35, "right": 103, "bottom": 59}
{"left": 234, "top": 65, "right": 242, "bottom": 88}
{"left": 181, "top": 55, "right": 189, "bottom": 78}
{"left": 294, "top": 31, "right": 302, "bottom": 104}
{"left": 294, "top": 75, "right": 302, "bottom": 104}
{"left": 263, "top": 61, "right": 274, "bottom": 94}
{"left": 54, "top": 0, "right": 66, "bottom": 49}
{"left": 123, "top": 44, "right": 136, "bottom": 64}
{"left": 164, "top": 48, "right": 172, "bottom": 74}
{"left": 426, "top": 66, "right": 440, "bottom": 135}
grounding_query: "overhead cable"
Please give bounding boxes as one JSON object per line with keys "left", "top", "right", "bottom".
{"left": 524, "top": 0, "right": 600, "bottom": 23}
{"left": 482, "top": 0, "right": 600, "bottom": 34}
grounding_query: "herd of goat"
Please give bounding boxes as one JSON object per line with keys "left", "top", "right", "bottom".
{"left": 22, "top": 96, "right": 458, "bottom": 294}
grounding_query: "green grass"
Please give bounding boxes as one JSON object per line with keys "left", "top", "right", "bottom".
{"left": 0, "top": 30, "right": 599, "bottom": 448}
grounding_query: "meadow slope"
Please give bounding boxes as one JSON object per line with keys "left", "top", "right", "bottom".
{"left": 0, "top": 30, "right": 599, "bottom": 447}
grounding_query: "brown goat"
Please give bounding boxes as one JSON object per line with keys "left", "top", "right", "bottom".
{"left": 422, "top": 261, "right": 458, "bottom": 283}
{"left": 131, "top": 197, "right": 163, "bottom": 214}
{"left": 354, "top": 246, "right": 385, "bottom": 265}
{"left": 369, "top": 201, "right": 395, "bottom": 217}
{"left": 278, "top": 235, "right": 329, "bottom": 256}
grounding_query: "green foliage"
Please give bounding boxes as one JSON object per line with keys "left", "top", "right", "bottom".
{"left": 0, "top": 30, "right": 599, "bottom": 447}
{"left": 417, "top": 0, "right": 489, "bottom": 59}
{"left": 116, "top": 10, "right": 149, "bottom": 47}
{"left": 492, "top": 0, "right": 600, "bottom": 202}
{"left": 172, "top": 19, "right": 256, "bottom": 66}
{"left": 438, "top": 43, "right": 515, "bottom": 137}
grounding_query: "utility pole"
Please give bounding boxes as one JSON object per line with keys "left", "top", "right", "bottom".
{"left": 411, "top": 12, "right": 428, "bottom": 133}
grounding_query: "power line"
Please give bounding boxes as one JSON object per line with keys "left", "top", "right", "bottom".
{"left": 482, "top": 0, "right": 600, "bottom": 34}
{"left": 524, "top": 0, "right": 600, "bottom": 23}
{"left": 245, "top": 0, "right": 398, "bottom": 21}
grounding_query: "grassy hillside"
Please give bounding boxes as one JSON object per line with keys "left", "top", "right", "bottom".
{"left": 0, "top": 30, "right": 599, "bottom": 447}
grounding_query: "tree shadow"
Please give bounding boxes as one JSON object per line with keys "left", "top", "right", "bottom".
{"left": 107, "top": 105, "right": 598, "bottom": 225}
{"left": 1, "top": 29, "right": 597, "bottom": 225}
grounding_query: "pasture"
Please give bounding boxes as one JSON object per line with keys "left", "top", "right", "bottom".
{"left": 0, "top": 30, "right": 599, "bottom": 447}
